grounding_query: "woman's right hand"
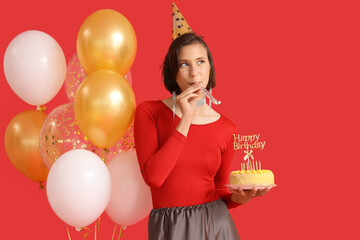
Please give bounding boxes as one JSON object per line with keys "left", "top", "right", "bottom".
{"left": 175, "top": 84, "right": 201, "bottom": 137}
{"left": 176, "top": 84, "right": 201, "bottom": 121}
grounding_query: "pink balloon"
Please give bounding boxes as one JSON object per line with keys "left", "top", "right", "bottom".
{"left": 106, "top": 150, "right": 152, "bottom": 226}
{"left": 46, "top": 149, "right": 111, "bottom": 228}
{"left": 3, "top": 30, "right": 66, "bottom": 106}
{"left": 64, "top": 52, "right": 133, "bottom": 102}
{"left": 124, "top": 70, "right": 132, "bottom": 86}
{"left": 40, "top": 103, "right": 135, "bottom": 169}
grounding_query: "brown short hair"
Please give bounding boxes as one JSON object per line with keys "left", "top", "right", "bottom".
{"left": 162, "top": 32, "right": 216, "bottom": 95}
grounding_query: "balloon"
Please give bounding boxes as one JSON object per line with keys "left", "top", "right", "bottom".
{"left": 74, "top": 70, "right": 136, "bottom": 149}
{"left": 64, "top": 53, "right": 87, "bottom": 101}
{"left": 40, "top": 103, "right": 93, "bottom": 169}
{"left": 4, "top": 110, "right": 48, "bottom": 182}
{"left": 40, "top": 103, "right": 135, "bottom": 169}
{"left": 77, "top": 9, "right": 137, "bottom": 75}
{"left": 46, "top": 149, "right": 111, "bottom": 228}
{"left": 64, "top": 52, "right": 133, "bottom": 102}
{"left": 124, "top": 70, "right": 133, "bottom": 87}
{"left": 94, "top": 122, "right": 135, "bottom": 163}
{"left": 3, "top": 30, "right": 66, "bottom": 106}
{"left": 106, "top": 150, "right": 152, "bottom": 226}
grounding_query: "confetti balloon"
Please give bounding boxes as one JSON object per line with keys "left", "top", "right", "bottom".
{"left": 64, "top": 53, "right": 87, "bottom": 101}
{"left": 64, "top": 52, "right": 133, "bottom": 102}
{"left": 40, "top": 103, "right": 135, "bottom": 169}
{"left": 94, "top": 123, "right": 135, "bottom": 162}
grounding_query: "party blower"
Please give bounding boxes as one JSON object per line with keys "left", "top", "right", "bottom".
{"left": 200, "top": 87, "right": 221, "bottom": 105}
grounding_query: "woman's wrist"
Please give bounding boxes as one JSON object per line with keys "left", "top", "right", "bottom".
{"left": 231, "top": 193, "right": 247, "bottom": 205}
{"left": 231, "top": 193, "right": 241, "bottom": 204}
{"left": 176, "top": 116, "right": 192, "bottom": 137}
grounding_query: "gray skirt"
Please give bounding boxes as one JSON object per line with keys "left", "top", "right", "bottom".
{"left": 148, "top": 199, "right": 240, "bottom": 240}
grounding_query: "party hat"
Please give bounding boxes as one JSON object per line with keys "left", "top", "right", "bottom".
{"left": 172, "top": 3, "right": 193, "bottom": 41}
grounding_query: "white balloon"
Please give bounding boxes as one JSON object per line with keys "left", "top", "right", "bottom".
{"left": 46, "top": 149, "right": 111, "bottom": 228}
{"left": 106, "top": 150, "right": 152, "bottom": 226}
{"left": 3, "top": 30, "right": 66, "bottom": 106}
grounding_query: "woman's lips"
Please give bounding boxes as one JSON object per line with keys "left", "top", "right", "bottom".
{"left": 188, "top": 82, "right": 201, "bottom": 86}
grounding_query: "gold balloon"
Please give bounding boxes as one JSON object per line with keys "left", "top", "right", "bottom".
{"left": 74, "top": 70, "right": 136, "bottom": 149}
{"left": 5, "top": 110, "right": 49, "bottom": 182}
{"left": 77, "top": 9, "right": 137, "bottom": 75}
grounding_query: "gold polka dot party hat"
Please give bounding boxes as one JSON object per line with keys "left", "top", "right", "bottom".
{"left": 172, "top": 3, "right": 193, "bottom": 41}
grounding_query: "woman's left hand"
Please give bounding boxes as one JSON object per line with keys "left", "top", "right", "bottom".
{"left": 229, "top": 187, "right": 270, "bottom": 205}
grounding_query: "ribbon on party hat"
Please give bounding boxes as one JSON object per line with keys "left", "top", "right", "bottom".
{"left": 172, "top": 3, "right": 193, "bottom": 41}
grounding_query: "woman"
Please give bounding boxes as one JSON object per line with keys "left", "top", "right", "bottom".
{"left": 134, "top": 32, "right": 270, "bottom": 240}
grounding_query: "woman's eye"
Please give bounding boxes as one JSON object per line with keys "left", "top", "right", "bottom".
{"left": 179, "top": 62, "right": 188, "bottom": 67}
{"left": 197, "top": 60, "right": 205, "bottom": 64}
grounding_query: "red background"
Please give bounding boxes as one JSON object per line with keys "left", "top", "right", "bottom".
{"left": 1, "top": 0, "right": 359, "bottom": 239}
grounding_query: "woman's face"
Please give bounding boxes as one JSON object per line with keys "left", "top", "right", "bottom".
{"left": 176, "top": 43, "right": 210, "bottom": 95}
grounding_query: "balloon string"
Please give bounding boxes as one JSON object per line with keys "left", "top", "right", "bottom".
{"left": 94, "top": 218, "right": 97, "bottom": 240}
{"left": 101, "top": 148, "right": 109, "bottom": 164}
{"left": 118, "top": 226, "right": 124, "bottom": 240}
{"left": 65, "top": 224, "right": 72, "bottom": 240}
{"left": 112, "top": 224, "right": 117, "bottom": 240}
{"left": 36, "top": 105, "right": 46, "bottom": 112}
{"left": 97, "top": 216, "right": 101, "bottom": 234}
{"left": 82, "top": 227, "right": 91, "bottom": 240}
{"left": 39, "top": 181, "right": 47, "bottom": 195}
{"left": 95, "top": 216, "right": 100, "bottom": 240}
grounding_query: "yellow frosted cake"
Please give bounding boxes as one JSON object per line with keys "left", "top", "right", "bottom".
{"left": 229, "top": 170, "right": 275, "bottom": 186}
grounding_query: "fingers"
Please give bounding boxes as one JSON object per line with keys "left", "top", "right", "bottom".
{"left": 249, "top": 188, "right": 257, "bottom": 198}
{"left": 229, "top": 186, "right": 270, "bottom": 205}
{"left": 244, "top": 187, "right": 270, "bottom": 198}
{"left": 176, "top": 85, "right": 202, "bottom": 117}
{"left": 228, "top": 188, "right": 236, "bottom": 194}
{"left": 177, "top": 93, "right": 198, "bottom": 103}
{"left": 177, "top": 86, "right": 200, "bottom": 100}
{"left": 229, "top": 188, "right": 245, "bottom": 196}
{"left": 236, "top": 188, "right": 259, "bottom": 198}
{"left": 178, "top": 84, "right": 201, "bottom": 97}
{"left": 255, "top": 187, "right": 270, "bottom": 197}
{"left": 229, "top": 188, "right": 255, "bottom": 198}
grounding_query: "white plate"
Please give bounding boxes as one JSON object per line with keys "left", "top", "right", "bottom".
{"left": 225, "top": 184, "right": 277, "bottom": 190}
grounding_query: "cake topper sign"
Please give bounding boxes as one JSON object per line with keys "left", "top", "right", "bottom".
{"left": 233, "top": 134, "right": 266, "bottom": 151}
{"left": 233, "top": 133, "right": 266, "bottom": 171}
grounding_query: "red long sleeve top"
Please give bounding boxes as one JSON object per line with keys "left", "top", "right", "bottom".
{"left": 134, "top": 100, "right": 239, "bottom": 209}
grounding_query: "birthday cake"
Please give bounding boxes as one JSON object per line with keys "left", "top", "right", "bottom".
{"left": 229, "top": 169, "right": 275, "bottom": 186}
{"left": 231, "top": 134, "right": 275, "bottom": 187}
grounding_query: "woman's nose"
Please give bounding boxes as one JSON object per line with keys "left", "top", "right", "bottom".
{"left": 189, "top": 65, "right": 199, "bottom": 76}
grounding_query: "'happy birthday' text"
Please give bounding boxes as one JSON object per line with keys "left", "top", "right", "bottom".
{"left": 233, "top": 134, "right": 266, "bottom": 150}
